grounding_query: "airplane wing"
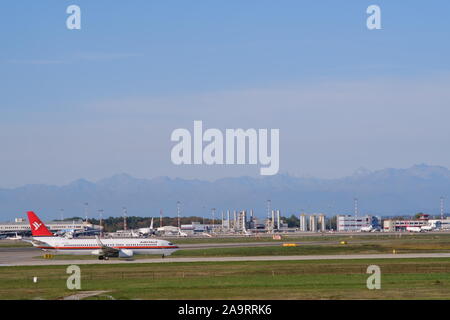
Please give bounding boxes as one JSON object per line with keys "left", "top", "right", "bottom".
{"left": 28, "top": 238, "right": 51, "bottom": 248}
{"left": 95, "top": 236, "right": 119, "bottom": 255}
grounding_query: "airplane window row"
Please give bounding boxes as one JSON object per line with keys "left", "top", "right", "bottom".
{"left": 59, "top": 243, "right": 153, "bottom": 247}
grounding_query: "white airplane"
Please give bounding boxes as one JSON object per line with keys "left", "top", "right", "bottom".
{"left": 56, "top": 225, "right": 100, "bottom": 239}
{"left": 131, "top": 230, "right": 141, "bottom": 238}
{"left": 27, "top": 211, "right": 179, "bottom": 260}
{"left": 5, "top": 233, "right": 23, "bottom": 240}
{"left": 178, "top": 229, "right": 188, "bottom": 237}
{"left": 56, "top": 229, "right": 77, "bottom": 239}
{"left": 156, "top": 225, "right": 187, "bottom": 237}
{"left": 420, "top": 225, "right": 435, "bottom": 232}
{"left": 156, "top": 226, "right": 179, "bottom": 235}
{"left": 407, "top": 224, "right": 436, "bottom": 232}
{"left": 136, "top": 218, "right": 156, "bottom": 236}
{"left": 360, "top": 225, "right": 373, "bottom": 232}
{"left": 55, "top": 220, "right": 77, "bottom": 237}
{"left": 360, "top": 225, "right": 381, "bottom": 232}
{"left": 406, "top": 226, "right": 424, "bottom": 233}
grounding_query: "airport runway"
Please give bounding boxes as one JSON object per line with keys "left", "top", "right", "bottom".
{"left": 2, "top": 253, "right": 450, "bottom": 267}
{"left": 0, "top": 247, "right": 38, "bottom": 266}
{"left": 0, "top": 238, "right": 396, "bottom": 267}
{"left": 1, "top": 246, "right": 450, "bottom": 267}
{"left": 0, "top": 243, "right": 297, "bottom": 266}
{"left": 2, "top": 236, "right": 450, "bottom": 267}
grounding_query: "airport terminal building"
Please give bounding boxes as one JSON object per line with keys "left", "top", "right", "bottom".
{"left": 383, "top": 219, "right": 428, "bottom": 232}
{"left": 0, "top": 218, "right": 101, "bottom": 235}
{"left": 383, "top": 216, "right": 450, "bottom": 232}
{"left": 337, "top": 215, "right": 380, "bottom": 232}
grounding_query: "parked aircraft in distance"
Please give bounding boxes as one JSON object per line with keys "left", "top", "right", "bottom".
{"left": 407, "top": 224, "right": 437, "bottom": 232}
{"left": 5, "top": 233, "right": 22, "bottom": 240}
{"left": 136, "top": 218, "right": 156, "bottom": 236}
{"left": 406, "top": 226, "right": 424, "bottom": 233}
{"left": 359, "top": 225, "right": 381, "bottom": 232}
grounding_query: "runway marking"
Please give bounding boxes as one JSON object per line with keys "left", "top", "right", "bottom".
{"left": 60, "top": 291, "right": 110, "bottom": 300}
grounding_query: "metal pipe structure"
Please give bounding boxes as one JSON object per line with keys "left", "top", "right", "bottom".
{"left": 98, "top": 209, "right": 104, "bottom": 237}
{"left": 271, "top": 210, "right": 275, "bottom": 232}
{"left": 299, "top": 214, "right": 307, "bottom": 232}
{"left": 319, "top": 214, "right": 326, "bottom": 232}
{"left": 276, "top": 210, "right": 280, "bottom": 230}
{"left": 84, "top": 202, "right": 89, "bottom": 223}
{"left": 177, "top": 201, "right": 181, "bottom": 229}
{"left": 122, "top": 207, "right": 127, "bottom": 231}
{"left": 309, "top": 214, "right": 317, "bottom": 232}
{"left": 211, "top": 208, "right": 216, "bottom": 232}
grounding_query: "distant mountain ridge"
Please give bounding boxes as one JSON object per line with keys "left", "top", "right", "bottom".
{"left": 1, "top": 164, "right": 449, "bottom": 221}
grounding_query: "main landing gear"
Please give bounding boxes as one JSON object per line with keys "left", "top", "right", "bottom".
{"left": 98, "top": 256, "right": 109, "bottom": 260}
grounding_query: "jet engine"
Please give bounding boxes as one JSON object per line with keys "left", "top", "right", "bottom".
{"left": 118, "top": 249, "right": 134, "bottom": 258}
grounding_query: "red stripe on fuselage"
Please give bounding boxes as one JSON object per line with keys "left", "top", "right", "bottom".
{"left": 37, "top": 246, "right": 178, "bottom": 250}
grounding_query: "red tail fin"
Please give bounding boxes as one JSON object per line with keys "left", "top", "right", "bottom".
{"left": 27, "top": 211, "right": 53, "bottom": 237}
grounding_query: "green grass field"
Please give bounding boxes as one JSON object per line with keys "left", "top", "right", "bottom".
{"left": 1, "top": 258, "right": 450, "bottom": 300}
{"left": 0, "top": 241, "right": 32, "bottom": 248}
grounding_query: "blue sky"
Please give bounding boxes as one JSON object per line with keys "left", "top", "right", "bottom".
{"left": 1, "top": 1, "right": 450, "bottom": 187}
